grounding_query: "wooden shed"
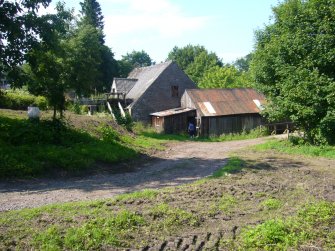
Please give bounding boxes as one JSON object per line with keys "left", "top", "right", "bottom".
{"left": 150, "top": 108, "right": 196, "bottom": 134}
{"left": 181, "top": 88, "right": 266, "bottom": 136}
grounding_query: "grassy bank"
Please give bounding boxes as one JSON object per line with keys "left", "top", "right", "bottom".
{"left": 254, "top": 138, "right": 335, "bottom": 159}
{"left": 0, "top": 109, "right": 170, "bottom": 179}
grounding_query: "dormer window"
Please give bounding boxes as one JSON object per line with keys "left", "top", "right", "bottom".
{"left": 171, "top": 85, "right": 179, "bottom": 97}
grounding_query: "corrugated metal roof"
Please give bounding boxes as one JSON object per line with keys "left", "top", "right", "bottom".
{"left": 185, "top": 88, "right": 266, "bottom": 116}
{"left": 150, "top": 107, "right": 195, "bottom": 117}
{"left": 126, "top": 61, "right": 173, "bottom": 107}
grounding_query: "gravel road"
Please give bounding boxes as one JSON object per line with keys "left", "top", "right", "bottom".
{"left": 0, "top": 136, "right": 281, "bottom": 211}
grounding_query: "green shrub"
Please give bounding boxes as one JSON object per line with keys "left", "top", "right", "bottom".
{"left": 0, "top": 89, "right": 48, "bottom": 110}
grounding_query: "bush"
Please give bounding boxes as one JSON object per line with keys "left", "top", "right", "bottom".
{"left": 0, "top": 89, "right": 48, "bottom": 110}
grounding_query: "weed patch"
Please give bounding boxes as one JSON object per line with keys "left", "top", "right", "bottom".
{"left": 150, "top": 203, "right": 200, "bottom": 230}
{"left": 239, "top": 201, "right": 335, "bottom": 250}
{"left": 261, "top": 198, "right": 282, "bottom": 210}
{"left": 211, "top": 157, "right": 244, "bottom": 178}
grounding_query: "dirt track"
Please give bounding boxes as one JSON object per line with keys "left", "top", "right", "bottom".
{"left": 0, "top": 137, "right": 280, "bottom": 212}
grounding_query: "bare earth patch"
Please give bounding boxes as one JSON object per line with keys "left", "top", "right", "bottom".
{"left": 1, "top": 136, "right": 335, "bottom": 250}
{"left": 0, "top": 137, "right": 274, "bottom": 211}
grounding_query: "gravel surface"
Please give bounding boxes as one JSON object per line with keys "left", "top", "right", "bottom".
{"left": 0, "top": 136, "right": 282, "bottom": 211}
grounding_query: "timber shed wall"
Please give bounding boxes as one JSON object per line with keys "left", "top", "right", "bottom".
{"left": 201, "top": 114, "right": 262, "bottom": 136}
{"left": 152, "top": 110, "right": 196, "bottom": 134}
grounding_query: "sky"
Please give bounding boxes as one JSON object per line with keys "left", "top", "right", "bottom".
{"left": 44, "top": 0, "right": 280, "bottom": 64}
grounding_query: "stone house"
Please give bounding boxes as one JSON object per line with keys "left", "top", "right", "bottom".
{"left": 112, "top": 61, "right": 196, "bottom": 122}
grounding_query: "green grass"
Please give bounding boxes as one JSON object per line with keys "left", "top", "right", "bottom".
{"left": 239, "top": 201, "right": 335, "bottom": 250}
{"left": 261, "top": 198, "right": 282, "bottom": 210}
{"left": 254, "top": 139, "right": 335, "bottom": 158}
{"left": 0, "top": 115, "right": 138, "bottom": 178}
{"left": 33, "top": 210, "right": 145, "bottom": 250}
{"left": 211, "top": 157, "right": 245, "bottom": 178}
{"left": 114, "top": 189, "right": 159, "bottom": 202}
{"left": 150, "top": 203, "right": 200, "bottom": 230}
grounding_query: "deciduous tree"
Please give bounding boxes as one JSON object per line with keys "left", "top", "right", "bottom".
{"left": 251, "top": 0, "right": 335, "bottom": 144}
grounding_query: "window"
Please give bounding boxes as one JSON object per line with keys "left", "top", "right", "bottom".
{"left": 171, "top": 85, "right": 179, "bottom": 97}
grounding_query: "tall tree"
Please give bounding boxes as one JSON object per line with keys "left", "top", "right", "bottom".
{"left": 251, "top": 0, "right": 335, "bottom": 144}
{"left": 79, "top": 0, "right": 118, "bottom": 91}
{"left": 0, "top": 0, "right": 52, "bottom": 78}
{"left": 167, "top": 45, "right": 222, "bottom": 84}
{"left": 24, "top": 3, "right": 73, "bottom": 118}
{"left": 199, "top": 66, "right": 252, "bottom": 89}
{"left": 234, "top": 53, "right": 253, "bottom": 72}
{"left": 118, "top": 50, "right": 153, "bottom": 77}
{"left": 167, "top": 45, "right": 208, "bottom": 71}
{"left": 80, "top": 0, "right": 104, "bottom": 30}
{"left": 121, "top": 50, "right": 153, "bottom": 68}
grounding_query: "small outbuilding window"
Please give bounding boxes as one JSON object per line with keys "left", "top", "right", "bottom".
{"left": 171, "top": 85, "right": 179, "bottom": 97}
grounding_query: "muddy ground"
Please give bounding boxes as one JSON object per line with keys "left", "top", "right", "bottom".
{"left": 0, "top": 136, "right": 334, "bottom": 250}
{"left": 0, "top": 136, "right": 279, "bottom": 211}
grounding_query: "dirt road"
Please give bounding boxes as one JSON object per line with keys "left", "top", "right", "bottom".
{"left": 0, "top": 137, "right": 279, "bottom": 211}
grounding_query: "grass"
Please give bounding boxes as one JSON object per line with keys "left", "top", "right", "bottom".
{"left": 114, "top": 189, "right": 159, "bottom": 202}
{"left": 254, "top": 138, "right": 335, "bottom": 158}
{"left": 239, "top": 201, "right": 335, "bottom": 250}
{"left": 1, "top": 151, "right": 334, "bottom": 250}
{"left": 211, "top": 157, "right": 245, "bottom": 178}
{"left": 261, "top": 198, "right": 282, "bottom": 210}
{"left": 0, "top": 114, "right": 138, "bottom": 178}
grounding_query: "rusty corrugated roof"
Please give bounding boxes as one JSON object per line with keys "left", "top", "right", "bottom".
{"left": 185, "top": 88, "right": 266, "bottom": 116}
{"left": 150, "top": 107, "right": 195, "bottom": 117}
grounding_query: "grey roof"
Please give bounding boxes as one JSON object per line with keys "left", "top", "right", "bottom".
{"left": 113, "top": 78, "right": 137, "bottom": 94}
{"left": 126, "top": 61, "right": 173, "bottom": 107}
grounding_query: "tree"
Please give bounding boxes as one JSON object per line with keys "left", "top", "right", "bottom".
{"left": 234, "top": 53, "right": 253, "bottom": 72}
{"left": 65, "top": 24, "right": 103, "bottom": 96}
{"left": 185, "top": 51, "right": 221, "bottom": 84}
{"left": 79, "top": 0, "right": 118, "bottom": 91}
{"left": 24, "top": 3, "right": 74, "bottom": 118}
{"left": 79, "top": 0, "right": 104, "bottom": 30}
{"left": 118, "top": 50, "right": 154, "bottom": 77}
{"left": 251, "top": 0, "right": 335, "bottom": 144}
{"left": 199, "top": 66, "right": 252, "bottom": 89}
{"left": 122, "top": 50, "right": 153, "bottom": 68}
{"left": 167, "top": 45, "right": 222, "bottom": 84}
{"left": 167, "top": 44, "right": 208, "bottom": 71}
{"left": 0, "top": 0, "right": 52, "bottom": 77}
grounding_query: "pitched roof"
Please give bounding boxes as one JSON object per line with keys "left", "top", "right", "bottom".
{"left": 185, "top": 88, "right": 266, "bottom": 116}
{"left": 126, "top": 61, "right": 173, "bottom": 107}
{"left": 113, "top": 78, "right": 137, "bottom": 94}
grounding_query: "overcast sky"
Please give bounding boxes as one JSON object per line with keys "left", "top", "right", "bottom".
{"left": 44, "top": 0, "right": 280, "bottom": 63}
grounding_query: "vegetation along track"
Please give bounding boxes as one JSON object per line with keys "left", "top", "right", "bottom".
{"left": 0, "top": 136, "right": 282, "bottom": 211}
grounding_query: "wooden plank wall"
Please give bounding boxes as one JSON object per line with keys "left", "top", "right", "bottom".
{"left": 201, "top": 114, "right": 262, "bottom": 136}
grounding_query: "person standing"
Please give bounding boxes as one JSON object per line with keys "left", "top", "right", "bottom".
{"left": 188, "top": 122, "right": 196, "bottom": 138}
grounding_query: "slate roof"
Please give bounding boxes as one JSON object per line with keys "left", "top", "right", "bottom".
{"left": 126, "top": 61, "right": 173, "bottom": 107}
{"left": 185, "top": 88, "right": 266, "bottom": 117}
{"left": 113, "top": 78, "right": 137, "bottom": 94}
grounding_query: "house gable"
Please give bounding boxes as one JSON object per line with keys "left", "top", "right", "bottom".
{"left": 129, "top": 61, "right": 196, "bottom": 122}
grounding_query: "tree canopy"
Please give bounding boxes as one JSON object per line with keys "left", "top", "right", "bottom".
{"left": 0, "top": 0, "right": 52, "bottom": 75}
{"left": 118, "top": 50, "right": 154, "bottom": 77}
{"left": 251, "top": 0, "right": 335, "bottom": 144}
{"left": 167, "top": 45, "right": 222, "bottom": 84}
